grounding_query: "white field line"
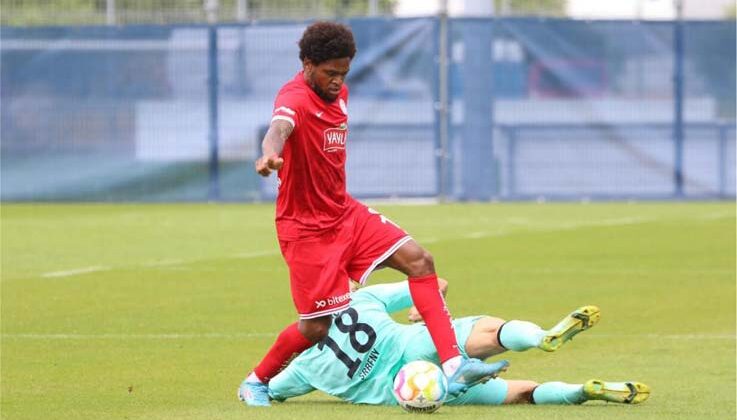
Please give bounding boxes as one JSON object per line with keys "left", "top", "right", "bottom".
{"left": 586, "top": 333, "right": 736, "bottom": 340}
{"left": 697, "top": 211, "right": 734, "bottom": 221}
{"left": 457, "top": 216, "right": 656, "bottom": 241}
{"left": 41, "top": 266, "right": 111, "bottom": 278}
{"left": 2, "top": 332, "right": 733, "bottom": 341}
{"left": 464, "top": 231, "right": 489, "bottom": 239}
{"left": 39, "top": 250, "right": 280, "bottom": 279}
{"left": 33, "top": 212, "right": 718, "bottom": 279}
{"left": 140, "top": 259, "right": 185, "bottom": 268}
{"left": 231, "top": 250, "right": 280, "bottom": 259}
{"left": 362, "top": 197, "right": 439, "bottom": 206}
{"left": 506, "top": 216, "right": 655, "bottom": 231}
{"left": 420, "top": 216, "right": 653, "bottom": 242}
{"left": 1, "top": 332, "right": 276, "bottom": 340}
{"left": 496, "top": 267, "right": 734, "bottom": 275}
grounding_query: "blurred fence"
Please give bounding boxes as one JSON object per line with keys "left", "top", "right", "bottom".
{"left": 1, "top": 18, "right": 735, "bottom": 202}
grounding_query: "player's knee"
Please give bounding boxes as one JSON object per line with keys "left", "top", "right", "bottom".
{"left": 420, "top": 250, "right": 435, "bottom": 271}
{"left": 299, "top": 324, "right": 328, "bottom": 343}
{"left": 472, "top": 316, "right": 505, "bottom": 336}
{"left": 519, "top": 381, "right": 539, "bottom": 404}
{"left": 298, "top": 317, "right": 331, "bottom": 343}
{"left": 465, "top": 316, "right": 507, "bottom": 359}
{"left": 504, "top": 380, "right": 539, "bottom": 404}
{"left": 406, "top": 249, "right": 435, "bottom": 276}
{"left": 484, "top": 316, "right": 506, "bottom": 335}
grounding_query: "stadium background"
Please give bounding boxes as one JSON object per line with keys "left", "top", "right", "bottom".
{"left": 2, "top": 0, "right": 734, "bottom": 202}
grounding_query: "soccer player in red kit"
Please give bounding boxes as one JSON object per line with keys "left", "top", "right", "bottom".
{"left": 238, "top": 21, "right": 506, "bottom": 407}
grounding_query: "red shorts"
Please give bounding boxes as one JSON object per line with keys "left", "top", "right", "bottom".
{"left": 278, "top": 202, "right": 410, "bottom": 319}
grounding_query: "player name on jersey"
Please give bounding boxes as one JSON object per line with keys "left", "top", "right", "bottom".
{"left": 358, "top": 348, "right": 380, "bottom": 380}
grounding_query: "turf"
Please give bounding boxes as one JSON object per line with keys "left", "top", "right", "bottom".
{"left": 1, "top": 202, "right": 735, "bottom": 419}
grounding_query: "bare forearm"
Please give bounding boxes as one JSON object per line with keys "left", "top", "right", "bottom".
{"left": 261, "top": 120, "right": 292, "bottom": 157}
{"left": 255, "top": 119, "right": 293, "bottom": 176}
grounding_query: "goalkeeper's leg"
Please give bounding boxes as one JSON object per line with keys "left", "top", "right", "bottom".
{"left": 532, "top": 380, "right": 651, "bottom": 405}
{"left": 446, "top": 379, "right": 650, "bottom": 405}
{"left": 464, "top": 306, "right": 600, "bottom": 359}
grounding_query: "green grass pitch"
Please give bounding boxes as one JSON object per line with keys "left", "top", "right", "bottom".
{"left": 1, "top": 202, "right": 734, "bottom": 419}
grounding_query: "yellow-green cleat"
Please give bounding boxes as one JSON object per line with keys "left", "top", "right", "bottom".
{"left": 583, "top": 379, "right": 651, "bottom": 404}
{"left": 539, "top": 305, "right": 600, "bottom": 352}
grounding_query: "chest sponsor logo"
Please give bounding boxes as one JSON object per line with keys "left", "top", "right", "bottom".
{"left": 323, "top": 124, "right": 348, "bottom": 152}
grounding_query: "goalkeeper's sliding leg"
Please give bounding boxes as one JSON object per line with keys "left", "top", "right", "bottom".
{"left": 463, "top": 305, "right": 601, "bottom": 359}
{"left": 446, "top": 378, "right": 651, "bottom": 405}
{"left": 447, "top": 305, "right": 649, "bottom": 406}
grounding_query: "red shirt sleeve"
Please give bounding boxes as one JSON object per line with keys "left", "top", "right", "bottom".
{"left": 271, "top": 88, "right": 304, "bottom": 129}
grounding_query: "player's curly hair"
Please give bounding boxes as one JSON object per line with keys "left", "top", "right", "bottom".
{"left": 299, "top": 21, "right": 357, "bottom": 64}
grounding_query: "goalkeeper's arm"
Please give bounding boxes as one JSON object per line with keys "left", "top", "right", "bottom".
{"left": 268, "top": 363, "right": 315, "bottom": 402}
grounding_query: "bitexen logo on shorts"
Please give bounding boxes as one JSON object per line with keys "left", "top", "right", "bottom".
{"left": 323, "top": 123, "right": 348, "bottom": 153}
{"left": 314, "top": 292, "right": 351, "bottom": 309}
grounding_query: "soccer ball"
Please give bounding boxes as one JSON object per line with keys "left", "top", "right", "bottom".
{"left": 392, "top": 360, "right": 448, "bottom": 413}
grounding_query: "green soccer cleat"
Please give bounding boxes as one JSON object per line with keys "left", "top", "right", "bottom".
{"left": 539, "top": 305, "right": 600, "bottom": 352}
{"left": 583, "top": 379, "right": 651, "bottom": 404}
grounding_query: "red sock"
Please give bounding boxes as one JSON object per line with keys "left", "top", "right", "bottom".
{"left": 252, "top": 322, "right": 312, "bottom": 383}
{"left": 408, "top": 274, "right": 460, "bottom": 363}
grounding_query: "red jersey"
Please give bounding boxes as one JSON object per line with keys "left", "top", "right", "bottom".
{"left": 270, "top": 71, "right": 353, "bottom": 240}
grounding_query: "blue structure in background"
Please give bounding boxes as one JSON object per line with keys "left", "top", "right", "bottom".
{"left": 207, "top": 24, "right": 221, "bottom": 201}
{"left": 456, "top": 19, "right": 495, "bottom": 200}
{"left": 673, "top": 14, "right": 685, "bottom": 197}
{"left": 1, "top": 18, "right": 735, "bottom": 202}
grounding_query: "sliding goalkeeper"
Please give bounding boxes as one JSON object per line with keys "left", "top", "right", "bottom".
{"left": 253, "top": 280, "right": 650, "bottom": 406}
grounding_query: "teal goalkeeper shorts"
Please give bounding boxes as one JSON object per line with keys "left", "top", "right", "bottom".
{"left": 401, "top": 316, "right": 509, "bottom": 406}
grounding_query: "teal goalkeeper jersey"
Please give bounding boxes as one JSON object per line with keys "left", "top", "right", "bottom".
{"left": 268, "top": 281, "right": 430, "bottom": 405}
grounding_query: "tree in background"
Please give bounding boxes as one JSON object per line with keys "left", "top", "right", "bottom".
{"left": 1, "top": 0, "right": 102, "bottom": 26}
{"left": 494, "top": 0, "right": 566, "bottom": 16}
{"left": 245, "top": 0, "right": 396, "bottom": 19}
{"left": 725, "top": 3, "right": 736, "bottom": 19}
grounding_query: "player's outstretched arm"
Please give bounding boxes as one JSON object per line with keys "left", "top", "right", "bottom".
{"left": 356, "top": 281, "right": 415, "bottom": 313}
{"left": 255, "top": 119, "right": 292, "bottom": 177}
{"left": 268, "top": 362, "right": 316, "bottom": 402}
